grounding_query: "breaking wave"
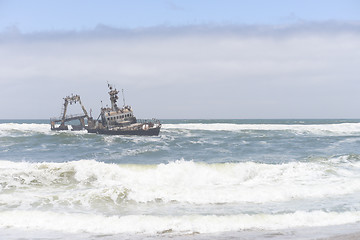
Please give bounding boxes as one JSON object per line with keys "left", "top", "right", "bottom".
{"left": 2, "top": 122, "right": 360, "bottom": 137}
{"left": 0, "top": 123, "right": 50, "bottom": 135}
{"left": 0, "top": 210, "right": 359, "bottom": 234}
{"left": 164, "top": 123, "right": 360, "bottom": 135}
{"left": 0, "top": 157, "right": 360, "bottom": 207}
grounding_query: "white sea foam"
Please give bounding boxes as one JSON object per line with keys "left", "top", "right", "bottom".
{"left": 163, "top": 123, "right": 360, "bottom": 135}
{"left": 0, "top": 210, "right": 359, "bottom": 234}
{"left": 2, "top": 122, "right": 360, "bottom": 136}
{"left": 0, "top": 123, "right": 90, "bottom": 136}
{"left": 0, "top": 123, "right": 51, "bottom": 135}
{"left": 0, "top": 158, "right": 359, "bottom": 207}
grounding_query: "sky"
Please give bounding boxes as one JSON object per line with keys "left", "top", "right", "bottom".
{"left": 1, "top": 0, "right": 360, "bottom": 119}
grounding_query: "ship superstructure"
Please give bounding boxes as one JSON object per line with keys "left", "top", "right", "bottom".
{"left": 99, "top": 85, "right": 136, "bottom": 127}
{"left": 87, "top": 84, "right": 161, "bottom": 136}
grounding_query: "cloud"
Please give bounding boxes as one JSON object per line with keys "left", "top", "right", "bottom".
{"left": 1, "top": 22, "right": 360, "bottom": 119}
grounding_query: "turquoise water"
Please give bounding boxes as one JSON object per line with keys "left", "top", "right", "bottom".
{"left": 1, "top": 119, "right": 360, "bottom": 239}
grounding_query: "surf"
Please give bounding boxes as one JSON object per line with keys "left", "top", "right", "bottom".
{"left": 163, "top": 123, "right": 360, "bottom": 135}
{"left": 1, "top": 158, "right": 360, "bottom": 206}
{"left": 1, "top": 210, "right": 360, "bottom": 234}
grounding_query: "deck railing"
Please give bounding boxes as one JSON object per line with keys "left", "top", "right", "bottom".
{"left": 137, "top": 118, "right": 161, "bottom": 124}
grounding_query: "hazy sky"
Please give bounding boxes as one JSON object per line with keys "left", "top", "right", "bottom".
{"left": 1, "top": 0, "right": 360, "bottom": 119}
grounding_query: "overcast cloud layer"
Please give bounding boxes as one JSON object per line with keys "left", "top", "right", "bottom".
{"left": 1, "top": 22, "right": 360, "bottom": 119}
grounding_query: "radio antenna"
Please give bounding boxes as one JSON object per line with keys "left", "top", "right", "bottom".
{"left": 122, "top": 89, "right": 126, "bottom": 107}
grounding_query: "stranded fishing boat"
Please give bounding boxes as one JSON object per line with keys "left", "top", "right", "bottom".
{"left": 50, "top": 84, "right": 161, "bottom": 136}
{"left": 87, "top": 84, "right": 161, "bottom": 136}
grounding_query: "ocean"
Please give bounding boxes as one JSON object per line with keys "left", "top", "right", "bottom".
{"left": 1, "top": 119, "right": 360, "bottom": 240}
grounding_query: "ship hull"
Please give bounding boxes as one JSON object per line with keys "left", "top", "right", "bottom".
{"left": 51, "top": 125, "right": 69, "bottom": 131}
{"left": 87, "top": 126, "right": 161, "bottom": 136}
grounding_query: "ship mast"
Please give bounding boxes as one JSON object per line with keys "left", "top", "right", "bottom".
{"left": 122, "top": 89, "right": 126, "bottom": 107}
{"left": 108, "top": 83, "right": 119, "bottom": 111}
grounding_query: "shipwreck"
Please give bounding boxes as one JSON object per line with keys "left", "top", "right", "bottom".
{"left": 50, "top": 84, "right": 161, "bottom": 136}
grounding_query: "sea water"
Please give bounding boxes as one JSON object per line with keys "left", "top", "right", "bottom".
{"left": 0, "top": 119, "right": 360, "bottom": 239}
